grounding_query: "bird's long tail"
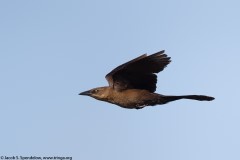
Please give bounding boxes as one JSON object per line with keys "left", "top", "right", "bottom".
{"left": 160, "top": 95, "right": 215, "bottom": 104}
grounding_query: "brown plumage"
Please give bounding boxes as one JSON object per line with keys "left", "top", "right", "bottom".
{"left": 79, "top": 50, "right": 214, "bottom": 109}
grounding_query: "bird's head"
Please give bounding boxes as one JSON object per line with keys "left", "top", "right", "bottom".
{"left": 79, "top": 87, "right": 110, "bottom": 100}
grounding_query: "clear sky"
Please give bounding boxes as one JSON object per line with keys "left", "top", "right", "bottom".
{"left": 0, "top": 0, "right": 240, "bottom": 160}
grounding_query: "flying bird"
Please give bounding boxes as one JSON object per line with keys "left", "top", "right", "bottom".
{"left": 79, "top": 50, "right": 214, "bottom": 109}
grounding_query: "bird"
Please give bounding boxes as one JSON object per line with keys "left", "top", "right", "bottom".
{"left": 79, "top": 50, "right": 214, "bottom": 109}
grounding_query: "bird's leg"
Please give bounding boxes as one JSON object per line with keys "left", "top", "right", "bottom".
{"left": 135, "top": 107, "right": 144, "bottom": 109}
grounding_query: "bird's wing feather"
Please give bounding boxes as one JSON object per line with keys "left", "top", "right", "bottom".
{"left": 105, "top": 54, "right": 147, "bottom": 87}
{"left": 105, "top": 50, "right": 171, "bottom": 92}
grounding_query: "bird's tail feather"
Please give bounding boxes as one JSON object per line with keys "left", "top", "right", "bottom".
{"left": 160, "top": 95, "right": 215, "bottom": 104}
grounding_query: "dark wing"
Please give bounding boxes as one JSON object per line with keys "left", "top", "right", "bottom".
{"left": 105, "top": 50, "right": 171, "bottom": 92}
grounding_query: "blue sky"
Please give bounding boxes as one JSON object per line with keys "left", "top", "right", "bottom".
{"left": 0, "top": 0, "right": 240, "bottom": 160}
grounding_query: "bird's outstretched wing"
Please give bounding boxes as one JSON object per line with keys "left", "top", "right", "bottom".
{"left": 105, "top": 50, "right": 171, "bottom": 92}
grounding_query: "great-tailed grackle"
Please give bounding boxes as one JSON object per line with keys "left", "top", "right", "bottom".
{"left": 79, "top": 50, "right": 214, "bottom": 109}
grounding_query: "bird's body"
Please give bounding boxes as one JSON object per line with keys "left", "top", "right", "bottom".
{"left": 112, "top": 89, "right": 158, "bottom": 108}
{"left": 94, "top": 88, "right": 158, "bottom": 109}
{"left": 79, "top": 50, "right": 214, "bottom": 109}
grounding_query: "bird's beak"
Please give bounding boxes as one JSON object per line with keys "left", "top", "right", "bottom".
{"left": 79, "top": 90, "right": 91, "bottom": 96}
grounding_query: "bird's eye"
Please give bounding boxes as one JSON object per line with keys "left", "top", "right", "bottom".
{"left": 93, "top": 89, "right": 98, "bottom": 93}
